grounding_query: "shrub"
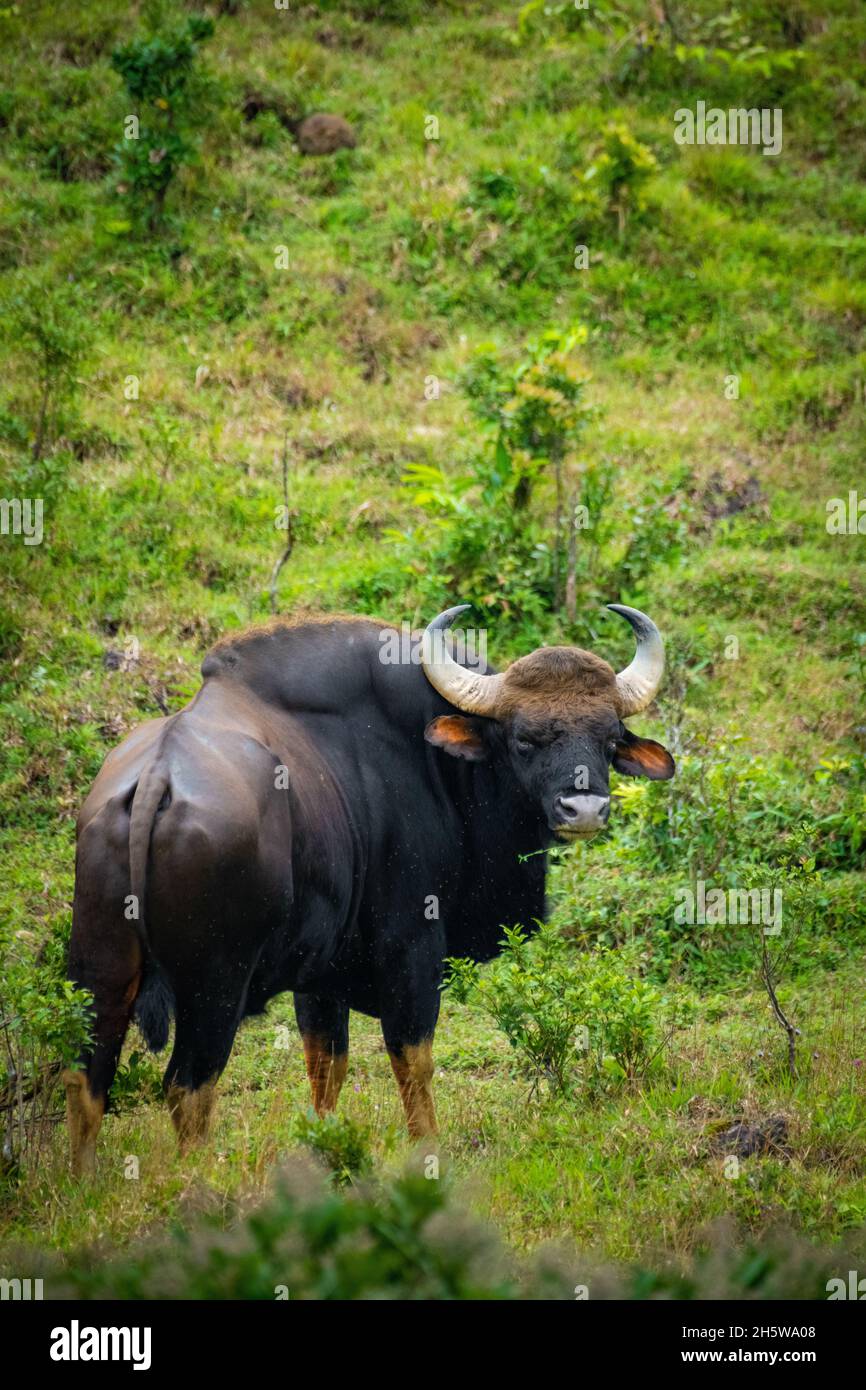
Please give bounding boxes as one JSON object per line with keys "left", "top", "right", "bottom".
{"left": 45, "top": 1159, "right": 522, "bottom": 1300}
{"left": 446, "top": 924, "right": 663, "bottom": 1092}
{"left": 0, "top": 915, "right": 93, "bottom": 1178}
{"left": 582, "top": 123, "right": 659, "bottom": 237}
{"left": 380, "top": 327, "right": 607, "bottom": 632}
{"left": 461, "top": 326, "right": 594, "bottom": 513}
{"left": 0, "top": 276, "right": 93, "bottom": 464}
{"left": 109, "top": 1049, "right": 163, "bottom": 1114}
{"left": 610, "top": 734, "right": 866, "bottom": 878}
{"left": 386, "top": 454, "right": 556, "bottom": 635}
{"left": 291, "top": 1109, "right": 374, "bottom": 1186}
{"left": 110, "top": 14, "right": 215, "bottom": 230}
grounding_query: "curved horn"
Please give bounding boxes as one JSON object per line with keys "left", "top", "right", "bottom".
{"left": 607, "top": 604, "right": 665, "bottom": 716}
{"left": 421, "top": 605, "right": 504, "bottom": 716}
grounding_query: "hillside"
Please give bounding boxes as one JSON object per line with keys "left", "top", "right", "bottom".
{"left": 1, "top": 0, "right": 865, "bottom": 1289}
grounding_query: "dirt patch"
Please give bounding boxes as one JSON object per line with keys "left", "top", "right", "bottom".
{"left": 710, "top": 1114, "right": 790, "bottom": 1160}
{"left": 699, "top": 462, "right": 767, "bottom": 523}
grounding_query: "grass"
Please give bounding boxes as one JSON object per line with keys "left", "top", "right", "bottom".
{"left": 1, "top": 0, "right": 865, "bottom": 1290}
{"left": 4, "top": 963, "right": 866, "bottom": 1262}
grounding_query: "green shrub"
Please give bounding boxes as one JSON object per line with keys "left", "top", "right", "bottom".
{"left": 109, "top": 1049, "right": 163, "bottom": 1114}
{"left": 610, "top": 736, "right": 865, "bottom": 878}
{"left": 582, "top": 123, "right": 659, "bottom": 237}
{"left": 461, "top": 326, "right": 594, "bottom": 512}
{"left": 0, "top": 915, "right": 93, "bottom": 1177}
{"left": 291, "top": 1109, "right": 374, "bottom": 1186}
{"left": 110, "top": 14, "right": 215, "bottom": 230}
{"left": 45, "top": 1159, "right": 522, "bottom": 1300}
{"left": 378, "top": 327, "right": 616, "bottom": 632}
{"left": 0, "top": 276, "right": 93, "bottom": 464}
{"left": 446, "top": 924, "right": 663, "bottom": 1092}
{"left": 385, "top": 454, "right": 555, "bottom": 634}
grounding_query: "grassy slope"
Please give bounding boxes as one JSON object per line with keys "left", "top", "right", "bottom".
{"left": 1, "top": 0, "right": 865, "bottom": 1267}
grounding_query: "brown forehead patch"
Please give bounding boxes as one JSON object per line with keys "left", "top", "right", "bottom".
{"left": 498, "top": 646, "right": 618, "bottom": 718}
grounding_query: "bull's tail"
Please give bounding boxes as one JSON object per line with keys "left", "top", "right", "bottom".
{"left": 128, "top": 765, "right": 175, "bottom": 1052}
{"left": 133, "top": 963, "right": 174, "bottom": 1053}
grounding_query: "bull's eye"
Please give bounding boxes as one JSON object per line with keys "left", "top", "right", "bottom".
{"left": 605, "top": 739, "right": 618, "bottom": 759}
{"left": 515, "top": 736, "right": 535, "bottom": 756}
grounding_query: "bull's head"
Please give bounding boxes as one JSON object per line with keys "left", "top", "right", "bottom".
{"left": 421, "top": 604, "right": 675, "bottom": 842}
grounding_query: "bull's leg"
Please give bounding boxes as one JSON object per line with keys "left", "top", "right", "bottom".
{"left": 378, "top": 933, "right": 443, "bottom": 1140}
{"left": 162, "top": 978, "right": 246, "bottom": 1156}
{"left": 65, "top": 840, "right": 143, "bottom": 1177}
{"left": 293, "top": 992, "right": 349, "bottom": 1115}
{"left": 63, "top": 969, "right": 139, "bottom": 1178}
{"left": 386, "top": 1041, "right": 437, "bottom": 1139}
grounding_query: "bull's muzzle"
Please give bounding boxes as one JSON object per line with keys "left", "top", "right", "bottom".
{"left": 553, "top": 793, "right": 610, "bottom": 839}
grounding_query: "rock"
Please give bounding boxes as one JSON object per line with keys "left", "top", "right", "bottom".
{"left": 713, "top": 1115, "right": 789, "bottom": 1158}
{"left": 296, "top": 113, "right": 356, "bottom": 156}
{"left": 701, "top": 468, "right": 765, "bottom": 521}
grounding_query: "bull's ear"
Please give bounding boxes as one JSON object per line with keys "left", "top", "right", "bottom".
{"left": 613, "top": 730, "right": 675, "bottom": 780}
{"left": 424, "top": 715, "right": 488, "bottom": 762}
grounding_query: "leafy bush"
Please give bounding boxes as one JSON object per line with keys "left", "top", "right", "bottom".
{"left": 109, "top": 1049, "right": 163, "bottom": 1114}
{"left": 111, "top": 14, "right": 215, "bottom": 230}
{"left": 387, "top": 453, "right": 556, "bottom": 633}
{"left": 516, "top": 0, "right": 592, "bottom": 44}
{"left": 395, "top": 162, "right": 598, "bottom": 299}
{"left": 446, "top": 924, "right": 663, "bottom": 1092}
{"left": 379, "top": 327, "right": 617, "bottom": 632}
{"left": 607, "top": 5, "right": 811, "bottom": 106}
{"left": 0, "top": 916, "right": 92, "bottom": 1178}
{"left": 461, "top": 326, "right": 594, "bottom": 512}
{"left": 291, "top": 1109, "right": 374, "bottom": 1186}
{"left": 582, "top": 123, "right": 659, "bottom": 237}
{"left": 45, "top": 1159, "right": 523, "bottom": 1300}
{"left": 377, "top": 320, "right": 684, "bottom": 637}
{"left": 0, "top": 276, "right": 93, "bottom": 464}
{"left": 610, "top": 734, "right": 866, "bottom": 877}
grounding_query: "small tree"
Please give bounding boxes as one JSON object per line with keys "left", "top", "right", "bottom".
{"left": 0, "top": 919, "right": 93, "bottom": 1178}
{"left": 582, "top": 123, "right": 659, "bottom": 237}
{"left": 1, "top": 277, "right": 92, "bottom": 463}
{"left": 461, "top": 327, "right": 595, "bottom": 607}
{"left": 111, "top": 14, "right": 215, "bottom": 231}
{"left": 755, "top": 825, "right": 815, "bottom": 1080}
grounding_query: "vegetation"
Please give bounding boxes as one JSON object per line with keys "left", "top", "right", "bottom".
{"left": 110, "top": 12, "right": 216, "bottom": 231}
{"left": 0, "top": 0, "right": 864, "bottom": 1293}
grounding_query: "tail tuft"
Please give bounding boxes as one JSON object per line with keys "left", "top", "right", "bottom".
{"left": 133, "top": 963, "right": 175, "bottom": 1053}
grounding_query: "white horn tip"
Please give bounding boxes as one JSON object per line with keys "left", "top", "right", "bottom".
{"left": 606, "top": 602, "right": 657, "bottom": 635}
{"left": 429, "top": 603, "right": 472, "bottom": 630}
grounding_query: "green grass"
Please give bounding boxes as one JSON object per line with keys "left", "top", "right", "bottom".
{"left": 1, "top": 0, "right": 865, "bottom": 1288}
{"left": 4, "top": 963, "right": 866, "bottom": 1263}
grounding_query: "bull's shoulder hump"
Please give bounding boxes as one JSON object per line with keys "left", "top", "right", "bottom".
{"left": 199, "top": 616, "right": 394, "bottom": 710}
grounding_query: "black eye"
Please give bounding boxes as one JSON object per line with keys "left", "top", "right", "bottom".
{"left": 515, "top": 737, "right": 535, "bottom": 756}
{"left": 605, "top": 738, "right": 618, "bottom": 758}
